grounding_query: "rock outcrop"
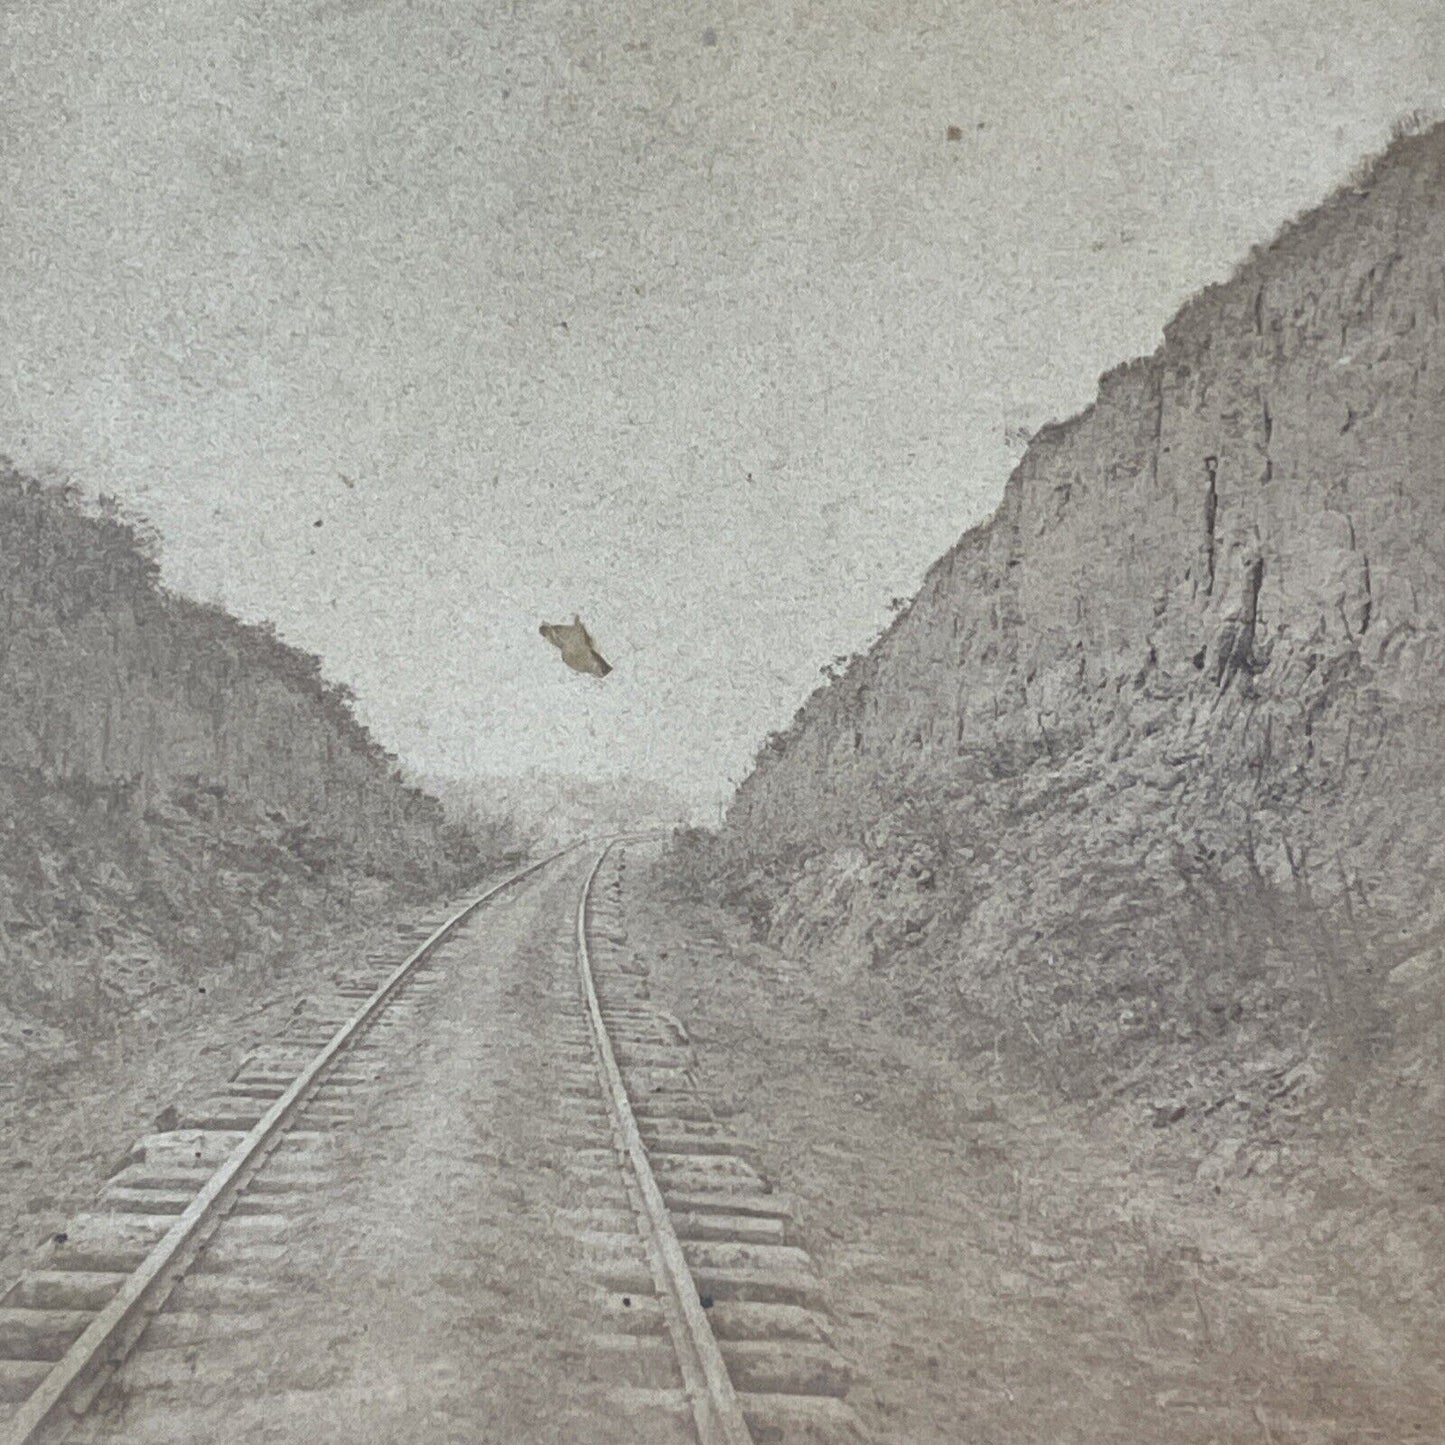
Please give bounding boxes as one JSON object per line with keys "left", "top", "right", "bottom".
{"left": 704, "top": 125, "right": 1445, "bottom": 1099}
{"left": 0, "top": 472, "right": 450, "bottom": 858}
{"left": 0, "top": 473, "right": 484, "bottom": 1048}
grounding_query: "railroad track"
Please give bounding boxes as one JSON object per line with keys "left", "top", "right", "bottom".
{"left": 0, "top": 841, "right": 865, "bottom": 1443}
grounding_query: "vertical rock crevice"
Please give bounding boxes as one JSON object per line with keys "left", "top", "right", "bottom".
{"left": 1203, "top": 456, "right": 1220, "bottom": 596}
{"left": 1216, "top": 556, "right": 1265, "bottom": 687}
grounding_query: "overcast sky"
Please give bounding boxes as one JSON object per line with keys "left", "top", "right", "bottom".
{"left": 2, "top": 0, "right": 1441, "bottom": 812}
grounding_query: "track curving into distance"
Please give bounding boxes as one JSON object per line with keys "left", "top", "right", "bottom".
{"left": 0, "top": 846, "right": 574, "bottom": 1445}
{"left": 0, "top": 837, "right": 865, "bottom": 1443}
{"left": 575, "top": 840, "right": 753, "bottom": 1445}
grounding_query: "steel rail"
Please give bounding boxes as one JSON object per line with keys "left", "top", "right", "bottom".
{"left": 1, "top": 844, "right": 577, "bottom": 1445}
{"left": 574, "top": 840, "right": 753, "bottom": 1445}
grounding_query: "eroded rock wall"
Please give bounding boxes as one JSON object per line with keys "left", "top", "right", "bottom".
{"left": 0, "top": 476, "right": 453, "bottom": 866}
{"left": 0, "top": 477, "right": 484, "bottom": 1047}
{"left": 712, "top": 127, "right": 1445, "bottom": 1091}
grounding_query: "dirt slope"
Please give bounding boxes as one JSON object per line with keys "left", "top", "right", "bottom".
{"left": 631, "top": 855, "right": 1443, "bottom": 1445}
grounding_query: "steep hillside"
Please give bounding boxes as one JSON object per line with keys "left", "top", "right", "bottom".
{"left": 0, "top": 471, "right": 486, "bottom": 1056}
{"left": 697, "top": 125, "right": 1445, "bottom": 1119}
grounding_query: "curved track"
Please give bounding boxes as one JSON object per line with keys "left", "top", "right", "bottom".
{"left": 575, "top": 842, "right": 752, "bottom": 1445}
{"left": 572, "top": 840, "right": 864, "bottom": 1443}
{"left": 0, "top": 840, "right": 864, "bottom": 1444}
{"left": 0, "top": 848, "right": 572, "bottom": 1445}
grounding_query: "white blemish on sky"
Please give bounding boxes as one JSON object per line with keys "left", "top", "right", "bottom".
{"left": 2, "top": 0, "right": 1441, "bottom": 810}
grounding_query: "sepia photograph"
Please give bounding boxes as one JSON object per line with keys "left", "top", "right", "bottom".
{"left": 1, "top": 1, "right": 1442, "bottom": 1441}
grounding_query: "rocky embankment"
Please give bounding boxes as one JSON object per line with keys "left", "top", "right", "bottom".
{"left": 691, "top": 126, "right": 1445, "bottom": 1132}
{"left": 0, "top": 472, "right": 489, "bottom": 1058}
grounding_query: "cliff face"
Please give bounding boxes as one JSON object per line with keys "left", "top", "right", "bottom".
{"left": 0, "top": 475, "right": 481, "bottom": 1050}
{"left": 0, "top": 476, "right": 450, "bottom": 858}
{"left": 710, "top": 127, "right": 1445, "bottom": 1098}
